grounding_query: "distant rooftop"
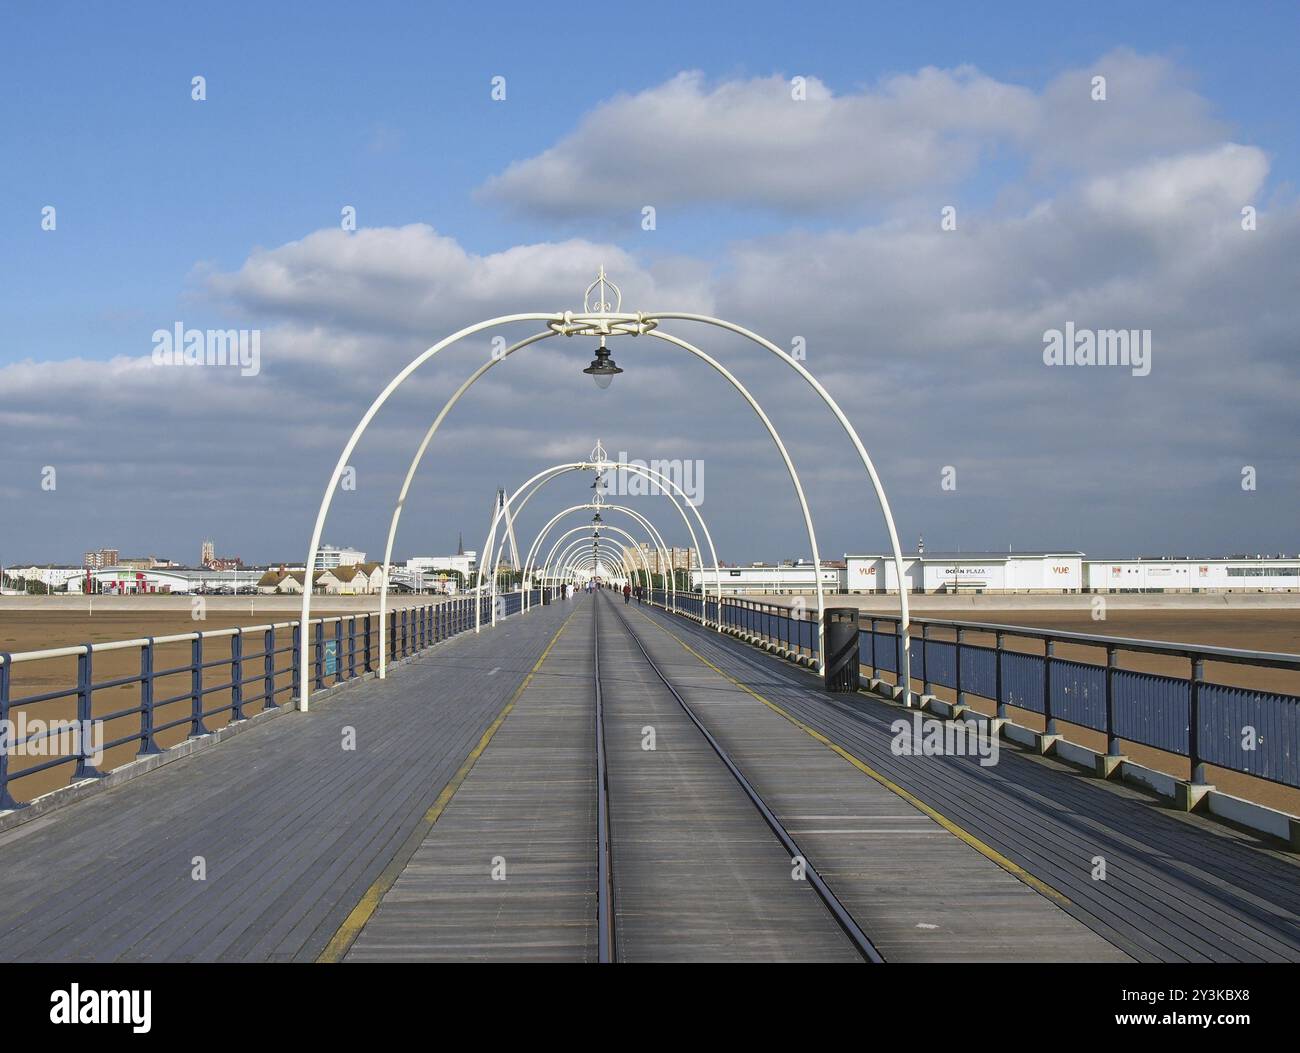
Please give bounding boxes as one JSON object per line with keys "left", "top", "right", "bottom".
{"left": 845, "top": 550, "right": 1085, "bottom": 560}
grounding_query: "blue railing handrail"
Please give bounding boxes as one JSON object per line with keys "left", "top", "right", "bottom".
{"left": 650, "top": 592, "right": 1300, "bottom": 792}
{"left": 718, "top": 597, "right": 1300, "bottom": 670}
{"left": 0, "top": 591, "right": 538, "bottom": 808}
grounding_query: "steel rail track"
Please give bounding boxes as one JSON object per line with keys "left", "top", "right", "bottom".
{"left": 602, "top": 590, "right": 884, "bottom": 963}
{"left": 592, "top": 594, "right": 616, "bottom": 963}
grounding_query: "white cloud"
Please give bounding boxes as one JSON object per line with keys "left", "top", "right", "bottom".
{"left": 479, "top": 50, "right": 1228, "bottom": 217}
{"left": 4, "top": 51, "right": 1295, "bottom": 564}
{"left": 207, "top": 225, "right": 714, "bottom": 336}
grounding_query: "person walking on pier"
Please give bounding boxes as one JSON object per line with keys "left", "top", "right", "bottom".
{"left": 623, "top": 583, "right": 632, "bottom": 604}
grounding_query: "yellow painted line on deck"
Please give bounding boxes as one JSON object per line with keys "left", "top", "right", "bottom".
{"left": 317, "top": 603, "right": 584, "bottom": 962}
{"left": 631, "top": 606, "right": 1072, "bottom": 908}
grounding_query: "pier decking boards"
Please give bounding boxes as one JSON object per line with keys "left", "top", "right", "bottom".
{"left": 638, "top": 603, "right": 1300, "bottom": 963}
{"left": 0, "top": 592, "right": 1295, "bottom": 962}
{"left": 0, "top": 603, "right": 574, "bottom": 962}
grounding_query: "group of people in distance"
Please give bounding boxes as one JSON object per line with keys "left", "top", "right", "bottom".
{"left": 550, "top": 581, "right": 644, "bottom": 604}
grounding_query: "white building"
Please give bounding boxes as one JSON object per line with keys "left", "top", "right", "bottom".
{"left": 406, "top": 553, "right": 476, "bottom": 580}
{"left": 75, "top": 567, "right": 264, "bottom": 594}
{"left": 845, "top": 551, "right": 1084, "bottom": 594}
{"left": 314, "top": 545, "right": 366, "bottom": 570}
{"left": 690, "top": 563, "right": 842, "bottom": 596}
{"left": 1084, "top": 558, "right": 1300, "bottom": 593}
{"left": 4, "top": 566, "right": 87, "bottom": 591}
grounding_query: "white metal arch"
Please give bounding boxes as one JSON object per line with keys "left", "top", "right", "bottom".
{"left": 522, "top": 503, "right": 669, "bottom": 605}
{"left": 542, "top": 527, "right": 651, "bottom": 597}
{"left": 473, "top": 461, "right": 718, "bottom": 634}
{"left": 642, "top": 327, "right": 827, "bottom": 663}
{"left": 303, "top": 288, "right": 911, "bottom": 709}
{"left": 478, "top": 458, "right": 719, "bottom": 624}
{"left": 525, "top": 503, "right": 670, "bottom": 606}
{"left": 647, "top": 312, "right": 912, "bottom": 703}
{"left": 559, "top": 536, "right": 636, "bottom": 586}
{"left": 522, "top": 501, "right": 676, "bottom": 608}
{"left": 375, "top": 329, "right": 554, "bottom": 675}
{"left": 301, "top": 313, "right": 561, "bottom": 709}
{"left": 524, "top": 504, "right": 669, "bottom": 606}
{"left": 547, "top": 529, "right": 648, "bottom": 591}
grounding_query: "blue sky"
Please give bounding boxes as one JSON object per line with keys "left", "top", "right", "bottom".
{"left": 6, "top": 0, "right": 1297, "bottom": 362}
{"left": 2, "top": 1, "right": 1298, "bottom": 565}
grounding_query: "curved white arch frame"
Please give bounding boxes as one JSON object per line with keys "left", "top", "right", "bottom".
{"left": 522, "top": 503, "right": 670, "bottom": 603}
{"left": 474, "top": 462, "right": 717, "bottom": 634}
{"left": 477, "top": 462, "right": 706, "bottom": 627}
{"left": 547, "top": 528, "right": 649, "bottom": 591}
{"left": 472, "top": 329, "right": 831, "bottom": 660}
{"left": 527, "top": 505, "right": 668, "bottom": 604}
{"left": 479, "top": 461, "right": 720, "bottom": 624}
{"left": 557, "top": 537, "right": 637, "bottom": 588}
{"left": 651, "top": 313, "right": 912, "bottom": 702}
{"left": 303, "top": 304, "right": 910, "bottom": 710}
{"left": 541, "top": 527, "right": 651, "bottom": 597}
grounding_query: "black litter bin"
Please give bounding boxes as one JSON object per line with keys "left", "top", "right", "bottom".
{"left": 542, "top": 587, "right": 552, "bottom": 605}
{"left": 823, "top": 607, "right": 860, "bottom": 692}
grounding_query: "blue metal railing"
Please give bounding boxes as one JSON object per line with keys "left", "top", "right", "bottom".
{"left": 650, "top": 594, "right": 1300, "bottom": 790}
{"left": 0, "top": 591, "right": 536, "bottom": 808}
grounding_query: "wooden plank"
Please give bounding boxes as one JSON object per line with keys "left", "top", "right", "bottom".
{"left": 597, "top": 598, "right": 859, "bottom": 962}
{"left": 0, "top": 605, "right": 575, "bottom": 962}
{"left": 624, "top": 603, "right": 1129, "bottom": 963}
{"left": 641, "top": 605, "right": 1300, "bottom": 963}
{"left": 345, "top": 601, "right": 599, "bottom": 962}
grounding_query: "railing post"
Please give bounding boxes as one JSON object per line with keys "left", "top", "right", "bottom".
{"left": 921, "top": 623, "right": 931, "bottom": 697}
{"left": 955, "top": 627, "right": 964, "bottom": 709}
{"left": 348, "top": 617, "right": 357, "bottom": 680}
{"left": 291, "top": 623, "right": 302, "bottom": 703}
{"left": 995, "top": 631, "right": 1006, "bottom": 722}
{"left": 138, "top": 639, "right": 162, "bottom": 756}
{"left": 313, "top": 621, "right": 325, "bottom": 690}
{"left": 1043, "top": 638, "right": 1056, "bottom": 737}
{"left": 71, "top": 644, "right": 102, "bottom": 777}
{"left": 264, "top": 628, "right": 276, "bottom": 710}
{"left": 334, "top": 619, "right": 344, "bottom": 685}
{"left": 230, "top": 632, "right": 245, "bottom": 722}
{"left": 188, "top": 636, "right": 210, "bottom": 737}
{"left": 1189, "top": 656, "right": 1206, "bottom": 785}
{"left": 363, "top": 615, "right": 373, "bottom": 673}
{"left": 1105, "top": 645, "right": 1120, "bottom": 756}
{"left": 0, "top": 652, "right": 20, "bottom": 809}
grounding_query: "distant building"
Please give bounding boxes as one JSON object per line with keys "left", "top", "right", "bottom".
{"left": 200, "top": 540, "right": 215, "bottom": 566}
{"left": 690, "top": 563, "right": 841, "bottom": 596}
{"left": 841, "top": 552, "right": 1300, "bottom": 594}
{"left": 843, "top": 551, "right": 1084, "bottom": 594}
{"left": 635, "top": 543, "right": 700, "bottom": 575}
{"left": 83, "top": 548, "right": 119, "bottom": 569}
{"left": 7, "top": 565, "right": 86, "bottom": 591}
{"left": 406, "top": 553, "right": 476, "bottom": 579}
{"left": 314, "top": 545, "right": 366, "bottom": 570}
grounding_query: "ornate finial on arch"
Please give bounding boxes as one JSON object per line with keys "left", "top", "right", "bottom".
{"left": 584, "top": 267, "right": 621, "bottom": 314}
{"left": 590, "top": 438, "right": 608, "bottom": 465}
